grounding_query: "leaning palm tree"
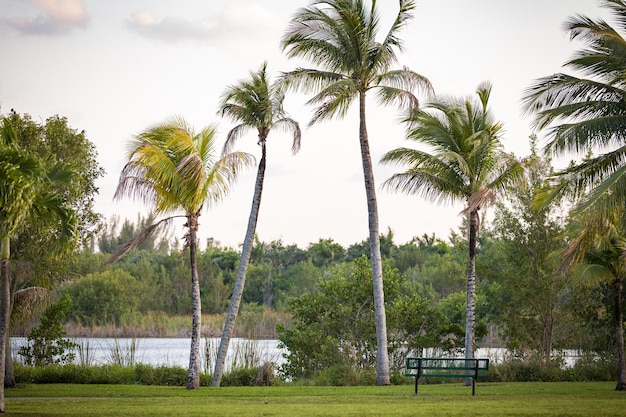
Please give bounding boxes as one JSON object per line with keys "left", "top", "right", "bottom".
{"left": 0, "top": 118, "right": 77, "bottom": 412}
{"left": 280, "top": 0, "right": 432, "bottom": 385}
{"left": 558, "top": 206, "right": 626, "bottom": 390}
{"left": 522, "top": 0, "right": 626, "bottom": 216}
{"left": 381, "top": 83, "right": 523, "bottom": 368}
{"left": 111, "top": 117, "right": 254, "bottom": 390}
{"left": 211, "top": 62, "right": 301, "bottom": 387}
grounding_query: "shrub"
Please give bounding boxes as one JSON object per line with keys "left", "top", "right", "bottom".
{"left": 221, "top": 367, "right": 259, "bottom": 386}
{"left": 18, "top": 294, "right": 77, "bottom": 367}
{"left": 570, "top": 354, "right": 618, "bottom": 381}
{"left": 135, "top": 364, "right": 187, "bottom": 386}
{"left": 313, "top": 365, "right": 376, "bottom": 386}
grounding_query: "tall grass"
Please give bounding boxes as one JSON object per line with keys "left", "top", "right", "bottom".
{"left": 203, "top": 336, "right": 218, "bottom": 374}
{"left": 63, "top": 309, "right": 291, "bottom": 339}
{"left": 104, "top": 338, "right": 140, "bottom": 367}
{"left": 75, "top": 339, "right": 95, "bottom": 367}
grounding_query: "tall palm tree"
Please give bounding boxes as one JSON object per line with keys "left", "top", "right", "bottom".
{"left": 522, "top": 0, "right": 626, "bottom": 216}
{"left": 0, "top": 118, "right": 77, "bottom": 412}
{"left": 558, "top": 207, "right": 626, "bottom": 390}
{"left": 280, "top": 0, "right": 432, "bottom": 385}
{"left": 381, "top": 83, "right": 523, "bottom": 368}
{"left": 211, "top": 62, "right": 301, "bottom": 387}
{"left": 112, "top": 117, "right": 253, "bottom": 390}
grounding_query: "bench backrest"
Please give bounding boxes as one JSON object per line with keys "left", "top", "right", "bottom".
{"left": 406, "top": 357, "right": 489, "bottom": 371}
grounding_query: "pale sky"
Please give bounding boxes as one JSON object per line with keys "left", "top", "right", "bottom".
{"left": 0, "top": 0, "right": 610, "bottom": 249}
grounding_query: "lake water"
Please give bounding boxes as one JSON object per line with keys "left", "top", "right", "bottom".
{"left": 11, "top": 337, "right": 580, "bottom": 371}
{"left": 11, "top": 337, "right": 285, "bottom": 373}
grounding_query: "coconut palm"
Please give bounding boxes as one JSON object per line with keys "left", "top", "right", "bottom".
{"left": 211, "top": 62, "right": 301, "bottom": 387}
{"left": 0, "top": 118, "right": 77, "bottom": 412}
{"left": 111, "top": 117, "right": 254, "bottom": 390}
{"left": 522, "top": 0, "right": 626, "bottom": 216}
{"left": 381, "top": 82, "right": 523, "bottom": 367}
{"left": 280, "top": 0, "right": 432, "bottom": 385}
{"left": 558, "top": 206, "right": 626, "bottom": 390}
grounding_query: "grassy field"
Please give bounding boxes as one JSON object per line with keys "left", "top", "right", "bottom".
{"left": 5, "top": 382, "right": 626, "bottom": 416}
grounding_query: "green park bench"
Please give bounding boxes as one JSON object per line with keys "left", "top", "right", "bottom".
{"left": 404, "top": 357, "right": 490, "bottom": 396}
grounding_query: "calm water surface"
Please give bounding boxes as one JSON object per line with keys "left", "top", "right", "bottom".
{"left": 12, "top": 337, "right": 285, "bottom": 371}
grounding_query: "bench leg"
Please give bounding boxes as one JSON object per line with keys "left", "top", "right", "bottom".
{"left": 472, "top": 378, "right": 476, "bottom": 396}
{"left": 414, "top": 376, "right": 418, "bottom": 395}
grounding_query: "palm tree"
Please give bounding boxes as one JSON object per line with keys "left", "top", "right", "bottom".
{"left": 558, "top": 207, "right": 626, "bottom": 390}
{"left": 380, "top": 83, "right": 523, "bottom": 368}
{"left": 111, "top": 117, "right": 253, "bottom": 390}
{"left": 0, "top": 118, "right": 77, "bottom": 412}
{"left": 211, "top": 62, "right": 301, "bottom": 387}
{"left": 522, "top": 0, "right": 626, "bottom": 216}
{"left": 280, "top": 0, "right": 432, "bottom": 385}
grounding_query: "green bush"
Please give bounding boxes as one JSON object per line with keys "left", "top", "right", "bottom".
{"left": 135, "top": 364, "right": 187, "bottom": 386}
{"left": 14, "top": 363, "right": 276, "bottom": 386}
{"left": 221, "top": 367, "right": 259, "bottom": 386}
{"left": 313, "top": 365, "right": 376, "bottom": 386}
{"left": 570, "top": 354, "right": 618, "bottom": 381}
{"left": 486, "top": 356, "right": 618, "bottom": 383}
{"left": 19, "top": 294, "right": 77, "bottom": 366}
{"left": 65, "top": 270, "right": 140, "bottom": 326}
{"left": 14, "top": 363, "right": 135, "bottom": 384}
{"left": 488, "top": 360, "right": 566, "bottom": 382}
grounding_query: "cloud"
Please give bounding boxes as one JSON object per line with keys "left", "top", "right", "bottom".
{"left": 126, "top": 4, "right": 283, "bottom": 46}
{"left": 126, "top": 10, "right": 217, "bottom": 43}
{"left": 4, "top": 0, "right": 88, "bottom": 35}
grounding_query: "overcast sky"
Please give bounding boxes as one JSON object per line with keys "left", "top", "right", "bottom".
{"left": 0, "top": 0, "right": 611, "bottom": 249}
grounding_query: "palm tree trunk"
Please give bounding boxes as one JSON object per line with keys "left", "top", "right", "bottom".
{"left": 212, "top": 141, "right": 267, "bottom": 387}
{"left": 613, "top": 278, "right": 625, "bottom": 391}
{"left": 358, "top": 92, "right": 390, "bottom": 386}
{"left": 465, "top": 210, "right": 478, "bottom": 385}
{"left": 5, "top": 275, "right": 16, "bottom": 388}
{"left": 0, "top": 237, "right": 10, "bottom": 412}
{"left": 186, "top": 214, "right": 201, "bottom": 390}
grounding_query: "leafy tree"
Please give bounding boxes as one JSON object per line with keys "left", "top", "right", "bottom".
{"left": 0, "top": 112, "right": 102, "bottom": 392}
{"left": 307, "top": 239, "right": 346, "bottom": 268}
{"left": 488, "top": 138, "right": 573, "bottom": 362}
{"left": 522, "top": 0, "right": 626, "bottom": 217}
{"left": 558, "top": 206, "right": 626, "bottom": 390}
{"left": 18, "top": 293, "right": 77, "bottom": 367}
{"left": 278, "top": 256, "right": 459, "bottom": 382}
{"left": 65, "top": 269, "right": 140, "bottom": 326}
{"left": 280, "top": 0, "right": 432, "bottom": 385}
{"left": 277, "top": 257, "right": 399, "bottom": 381}
{"left": 7, "top": 113, "right": 103, "bottom": 250}
{"left": 0, "top": 117, "right": 78, "bottom": 410}
{"left": 111, "top": 116, "right": 253, "bottom": 390}
{"left": 381, "top": 82, "right": 523, "bottom": 367}
{"left": 212, "top": 63, "right": 301, "bottom": 387}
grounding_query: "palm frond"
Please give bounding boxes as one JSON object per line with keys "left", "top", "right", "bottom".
{"left": 11, "top": 286, "right": 51, "bottom": 328}
{"left": 374, "top": 67, "right": 433, "bottom": 109}
{"left": 307, "top": 79, "right": 358, "bottom": 125}
{"left": 572, "top": 263, "right": 615, "bottom": 286}
{"left": 274, "top": 118, "right": 302, "bottom": 154}
{"left": 222, "top": 124, "right": 249, "bottom": 156}
{"left": 381, "top": 169, "right": 466, "bottom": 206}
{"left": 463, "top": 187, "right": 496, "bottom": 214}
{"left": 106, "top": 216, "right": 179, "bottom": 265}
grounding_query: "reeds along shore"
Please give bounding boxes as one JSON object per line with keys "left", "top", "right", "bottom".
{"left": 58, "top": 310, "right": 290, "bottom": 339}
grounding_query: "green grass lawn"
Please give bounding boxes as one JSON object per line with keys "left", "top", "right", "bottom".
{"left": 5, "top": 382, "right": 626, "bottom": 416}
